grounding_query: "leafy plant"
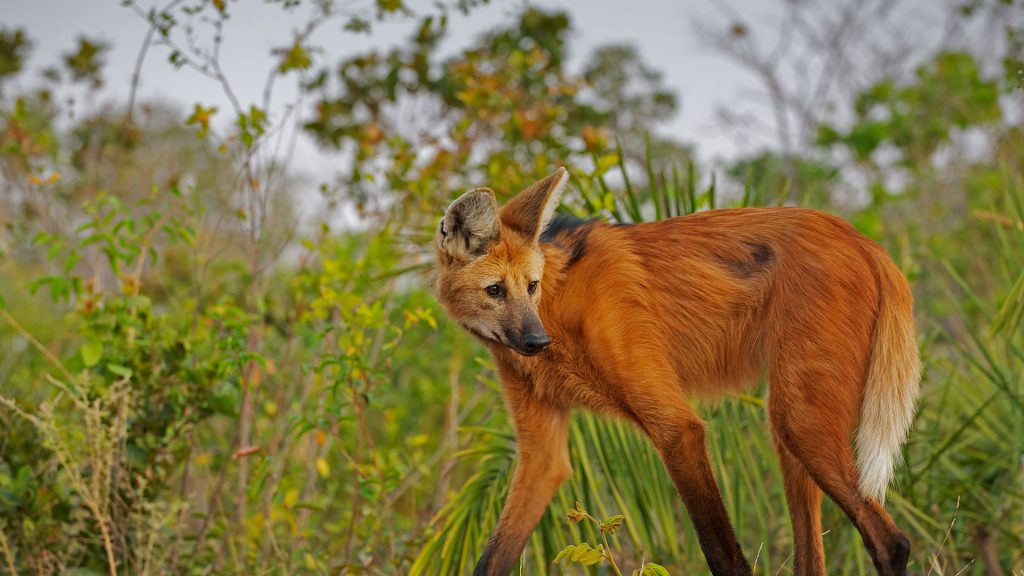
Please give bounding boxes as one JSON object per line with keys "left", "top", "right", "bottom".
{"left": 554, "top": 502, "right": 669, "bottom": 576}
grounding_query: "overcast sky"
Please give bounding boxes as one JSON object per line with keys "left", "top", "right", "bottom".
{"left": 4, "top": 0, "right": 955, "bottom": 183}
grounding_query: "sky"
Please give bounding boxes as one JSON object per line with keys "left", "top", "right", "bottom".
{"left": 3, "top": 0, "right": 954, "bottom": 186}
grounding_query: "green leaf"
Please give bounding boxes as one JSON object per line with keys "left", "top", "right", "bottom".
{"left": 576, "top": 545, "right": 604, "bottom": 566}
{"left": 642, "top": 563, "right": 671, "bottom": 576}
{"left": 344, "top": 16, "right": 371, "bottom": 34}
{"left": 81, "top": 338, "right": 103, "bottom": 368}
{"left": 594, "top": 153, "right": 619, "bottom": 177}
{"left": 0, "top": 28, "right": 32, "bottom": 80}
{"left": 62, "top": 37, "right": 109, "bottom": 87}
{"left": 562, "top": 542, "right": 605, "bottom": 566}
{"left": 992, "top": 268, "right": 1024, "bottom": 335}
{"left": 376, "top": 0, "right": 404, "bottom": 13}
{"left": 277, "top": 41, "right": 312, "bottom": 73}
{"left": 186, "top": 103, "right": 217, "bottom": 139}
{"left": 106, "top": 363, "right": 133, "bottom": 378}
{"left": 846, "top": 121, "right": 887, "bottom": 160}
{"left": 552, "top": 545, "right": 575, "bottom": 565}
{"left": 600, "top": 514, "right": 625, "bottom": 534}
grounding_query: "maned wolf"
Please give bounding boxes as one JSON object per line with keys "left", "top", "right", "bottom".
{"left": 432, "top": 168, "right": 920, "bottom": 576}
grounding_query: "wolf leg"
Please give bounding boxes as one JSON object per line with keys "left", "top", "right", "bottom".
{"left": 473, "top": 387, "right": 571, "bottom": 576}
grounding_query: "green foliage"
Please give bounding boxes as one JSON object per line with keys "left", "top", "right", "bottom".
{"left": 275, "top": 40, "right": 313, "bottom": 74}
{"left": 234, "top": 105, "right": 267, "bottom": 148}
{"left": 304, "top": 7, "right": 685, "bottom": 221}
{"left": 62, "top": 36, "right": 109, "bottom": 88}
{"left": 817, "top": 52, "right": 1001, "bottom": 169}
{"left": 990, "top": 178, "right": 1024, "bottom": 335}
{"left": 726, "top": 151, "right": 839, "bottom": 208}
{"left": 185, "top": 104, "right": 217, "bottom": 140}
{"left": 0, "top": 27, "right": 32, "bottom": 82}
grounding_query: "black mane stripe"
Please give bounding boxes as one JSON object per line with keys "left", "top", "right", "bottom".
{"left": 539, "top": 214, "right": 591, "bottom": 242}
{"left": 540, "top": 213, "right": 598, "bottom": 270}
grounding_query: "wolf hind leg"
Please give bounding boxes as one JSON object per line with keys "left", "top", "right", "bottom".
{"left": 769, "top": 364, "right": 909, "bottom": 576}
{"left": 772, "top": 430, "right": 826, "bottom": 575}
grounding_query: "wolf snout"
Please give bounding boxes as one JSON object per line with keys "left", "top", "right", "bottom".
{"left": 521, "top": 332, "right": 550, "bottom": 355}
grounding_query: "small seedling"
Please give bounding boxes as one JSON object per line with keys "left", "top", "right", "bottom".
{"left": 553, "top": 502, "right": 670, "bottom": 576}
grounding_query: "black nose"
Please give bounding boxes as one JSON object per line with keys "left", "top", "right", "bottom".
{"left": 522, "top": 333, "right": 550, "bottom": 354}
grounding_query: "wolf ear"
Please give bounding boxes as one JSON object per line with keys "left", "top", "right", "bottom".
{"left": 500, "top": 167, "right": 569, "bottom": 241}
{"left": 437, "top": 188, "right": 500, "bottom": 262}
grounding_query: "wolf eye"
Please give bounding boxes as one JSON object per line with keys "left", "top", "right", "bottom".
{"left": 485, "top": 284, "right": 505, "bottom": 298}
{"left": 528, "top": 280, "right": 539, "bottom": 295}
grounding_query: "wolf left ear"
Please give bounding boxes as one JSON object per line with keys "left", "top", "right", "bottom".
{"left": 437, "top": 187, "right": 500, "bottom": 262}
{"left": 499, "top": 167, "right": 569, "bottom": 241}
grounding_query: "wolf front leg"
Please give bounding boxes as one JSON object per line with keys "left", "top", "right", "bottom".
{"left": 473, "top": 384, "right": 571, "bottom": 576}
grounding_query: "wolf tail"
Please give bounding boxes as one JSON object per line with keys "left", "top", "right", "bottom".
{"left": 855, "top": 252, "right": 921, "bottom": 503}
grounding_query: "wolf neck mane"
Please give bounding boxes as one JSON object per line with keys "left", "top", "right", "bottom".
{"left": 539, "top": 213, "right": 598, "bottom": 272}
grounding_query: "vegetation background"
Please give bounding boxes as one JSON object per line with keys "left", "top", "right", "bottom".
{"left": 0, "top": 0, "right": 1022, "bottom": 574}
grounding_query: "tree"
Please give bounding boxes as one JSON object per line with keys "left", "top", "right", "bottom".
{"left": 305, "top": 7, "right": 689, "bottom": 224}
{"left": 0, "top": 27, "right": 32, "bottom": 88}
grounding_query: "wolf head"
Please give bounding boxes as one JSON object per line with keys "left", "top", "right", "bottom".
{"left": 434, "top": 168, "right": 569, "bottom": 356}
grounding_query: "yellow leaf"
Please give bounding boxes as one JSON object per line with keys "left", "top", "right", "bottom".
{"left": 284, "top": 488, "right": 300, "bottom": 508}
{"left": 46, "top": 172, "right": 61, "bottom": 184}
{"left": 579, "top": 548, "right": 604, "bottom": 565}
{"left": 315, "top": 457, "right": 330, "bottom": 478}
{"left": 422, "top": 308, "right": 437, "bottom": 329}
{"left": 595, "top": 153, "right": 620, "bottom": 176}
{"left": 27, "top": 174, "right": 42, "bottom": 186}
{"left": 249, "top": 512, "right": 264, "bottom": 539}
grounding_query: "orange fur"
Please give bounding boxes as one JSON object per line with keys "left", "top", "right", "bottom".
{"left": 434, "top": 169, "right": 920, "bottom": 576}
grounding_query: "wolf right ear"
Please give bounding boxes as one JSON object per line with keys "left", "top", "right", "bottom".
{"left": 437, "top": 187, "right": 500, "bottom": 262}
